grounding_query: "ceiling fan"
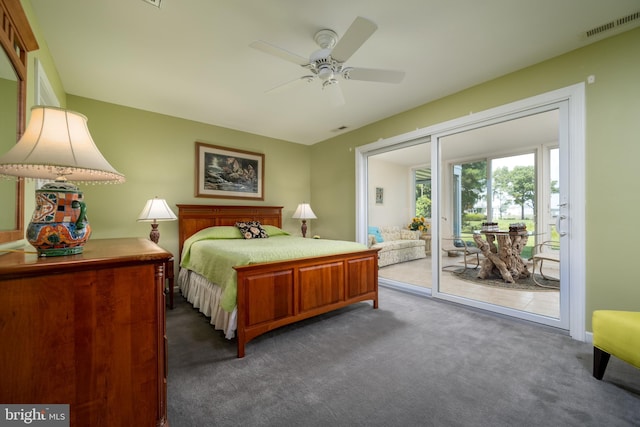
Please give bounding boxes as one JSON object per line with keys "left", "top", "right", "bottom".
{"left": 250, "top": 16, "right": 405, "bottom": 105}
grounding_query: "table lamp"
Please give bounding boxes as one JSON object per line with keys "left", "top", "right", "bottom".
{"left": 292, "top": 203, "right": 317, "bottom": 238}
{"left": 137, "top": 197, "right": 177, "bottom": 244}
{"left": 0, "top": 106, "right": 125, "bottom": 256}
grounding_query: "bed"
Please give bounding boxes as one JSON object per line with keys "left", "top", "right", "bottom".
{"left": 176, "top": 204, "right": 379, "bottom": 357}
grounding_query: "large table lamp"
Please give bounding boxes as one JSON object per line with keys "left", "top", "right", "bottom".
{"left": 0, "top": 106, "right": 125, "bottom": 256}
{"left": 292, "top": 203, "right": 317, "bottom": 238}
{"left": 137, "top": 197, "right": 177, "bottom": 244}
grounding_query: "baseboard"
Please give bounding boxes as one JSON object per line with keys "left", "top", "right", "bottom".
{"left": 585, "top": 331, "right": 593, "bottom": 344}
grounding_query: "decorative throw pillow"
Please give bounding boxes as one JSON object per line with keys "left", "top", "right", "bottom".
{"left": 400, "top": 229, "right": 418, "bottom": 240}
{"left": 235, "top": 221, "right": 269, "bottom": 239}
{"left": 262, "top": 225, "right": 290, "bottom": 237}
{"left": 368, "top": 226, "right": 384, "bottom": 243}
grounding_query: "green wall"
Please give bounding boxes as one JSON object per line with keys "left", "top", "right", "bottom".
{"left": 311, "top": 27, "right": 640, "bottom": 328}
{"left": 65, "top": 96, "right": 312, "bottom": 262}
{"left": 12, "top": 0, "right": 640, "bottom": 331}
{"left": 13, "top": 0, "right": 313, "bottom": 265}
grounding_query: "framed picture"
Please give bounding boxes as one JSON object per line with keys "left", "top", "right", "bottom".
{"left": 195, "top": 142, "right": 264, "bottom": 200}
{"left": 375, "top": 187, "right": 384, "bottom": 204}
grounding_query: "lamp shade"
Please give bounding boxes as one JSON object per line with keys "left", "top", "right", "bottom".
{"left": 137, "top": 198, "right": 178, "bottom": 222}
{"left": 291, "top": 203, "right": 317, "bottom": 220}
{"left": 0, "top": 106, "right": 125, "bottom": 183}
{"left": 0, "top": 106, "right": 125, "bottom": 256}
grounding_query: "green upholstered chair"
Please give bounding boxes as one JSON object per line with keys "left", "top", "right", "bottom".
{"left": 592, "top": 310, "right": 640, "bottom": 380}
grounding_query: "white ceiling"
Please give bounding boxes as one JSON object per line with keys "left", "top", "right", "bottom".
{"left": 30, "top": 0, "right": 640, "bottom": 145}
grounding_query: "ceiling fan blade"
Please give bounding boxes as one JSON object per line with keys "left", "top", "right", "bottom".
{"left": 330, "top": 16, "right": 378, "bottom": 63}
{"left": 323, "top": 80, "right": 345, "bottom": 106}
{"left": 250, "top": 40, "right": 309, "bottom": 66}
{"left": 342, "top": 67, "right": 405, "bottom": 84}
{"left": 265, "top": 75, "right": 316, "bottom": 94}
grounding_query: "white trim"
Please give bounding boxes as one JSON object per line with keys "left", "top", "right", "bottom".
{"left": 34, "top": 58, "right": 60, "bottom": 107}
{"left": 566, "top": 84, "right": 586, "bottom": 341}
{"left": 356, "top": 83, "right": 586, "bottom": 341}
{"left": 585, "top": 331, "right": 593, "bottom": 345}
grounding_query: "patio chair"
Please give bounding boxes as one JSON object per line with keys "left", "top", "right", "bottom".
{"left": 441, "top": 237, "right": 481, "bottom": 271}
{"left": 530, "top": 240, "right": 559, "bottom": 288}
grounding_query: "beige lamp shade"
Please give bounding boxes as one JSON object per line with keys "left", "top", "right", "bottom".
{"left": 137, "top": 198, "right": 178, "bottom": 222}
{"left": 0, "top": 106, "right": 125, "bottom": 183}
{"left": 292, "top": 203, "right": 317, "bottom": 238}
{"left": 137, "top": 198, "right": 177, "bottom": 244}
{"left": 291, "top": 203, "right": 317, "bottom": 220}
{"left": 0, "top": 106, "right": 124, "bottom": 256}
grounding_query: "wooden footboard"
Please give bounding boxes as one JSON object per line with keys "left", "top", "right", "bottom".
{"left": 177, "top": 204, "right": 380, "bottom": 358}
{"left": 234, "top": 248, "right": 379, "bottom": 358}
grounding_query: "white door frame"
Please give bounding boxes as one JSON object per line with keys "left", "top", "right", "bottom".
{"left": 356, "top": 83, "right": 585, "bottom": 341}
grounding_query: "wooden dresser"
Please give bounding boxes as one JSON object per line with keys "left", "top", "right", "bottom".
{"left": 0, "top": 238, "right": 171, "bottom": 427}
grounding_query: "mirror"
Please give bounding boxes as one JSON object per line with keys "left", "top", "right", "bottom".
{"left": 0, "top": 46, "right": 18, "bottom": 231}
{"left": 0, "top": 0, "right": 38, "bottom": 244}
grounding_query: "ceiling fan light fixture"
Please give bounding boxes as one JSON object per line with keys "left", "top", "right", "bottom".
{"left": 317, "top": 65, "right": 334, "bottom": 81}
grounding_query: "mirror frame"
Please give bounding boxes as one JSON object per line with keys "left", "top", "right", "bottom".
{"left": 0, "top": 0, "right": 38, "bottom": 244}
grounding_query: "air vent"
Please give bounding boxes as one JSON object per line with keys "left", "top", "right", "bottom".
{"left": 586, "top": 11, "right": 640, "bottom": 37}
{"left": 617, "top": 11, "right": 640, "bottom": 26}
{"left": 142, "top": 0, "right": 162, "bottom": 8}
{"left": 331, "top": 126, "right": 348, "bottom": 132}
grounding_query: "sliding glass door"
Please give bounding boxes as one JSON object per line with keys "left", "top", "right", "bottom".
{"left": 356, "top": 84, "right": 585, "bottom": 338}
{"left": 435, "top": 108, "right": 569, "bottom": 330}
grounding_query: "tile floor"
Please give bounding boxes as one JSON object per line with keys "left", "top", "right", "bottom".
{"left": 378, "top": 256, "right": 560, "bottom": 318}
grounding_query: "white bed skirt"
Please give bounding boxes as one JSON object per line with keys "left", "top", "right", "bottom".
{"left": 178, "top": 268, "right": 237, "bottom": 339}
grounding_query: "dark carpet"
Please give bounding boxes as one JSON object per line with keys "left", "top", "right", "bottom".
{"left": 166, "top": 287, "right": 640, "bottom": 427}
{"left": 452, "top": 267, "right": 560, "bottom": 290}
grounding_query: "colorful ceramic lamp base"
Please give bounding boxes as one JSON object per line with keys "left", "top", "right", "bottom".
{"left": 26, "top": 182, "right": 91, "bottom": 257}
{"left": 31, "top": 245, "right": 86, "bottom": 257}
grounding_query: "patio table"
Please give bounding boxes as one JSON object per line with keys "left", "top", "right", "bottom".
{"left": 472, "top": 231, "right": 531, "bottom": 283}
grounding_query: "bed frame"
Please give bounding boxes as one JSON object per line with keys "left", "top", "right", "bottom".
{"left": 177, "top": 204, "right": 379, "bottom": 357}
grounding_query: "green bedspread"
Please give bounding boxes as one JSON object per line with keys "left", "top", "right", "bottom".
{"left": 180, "top": 227, "right": 368, "bottom": 312}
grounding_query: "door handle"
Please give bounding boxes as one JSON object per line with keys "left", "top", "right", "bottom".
{"left": 556, "top": 214, "right": 567, "bottom": 237}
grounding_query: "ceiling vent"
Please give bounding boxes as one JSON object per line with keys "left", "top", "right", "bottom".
{"left": 142, "top": 0, "right": 162, "bottom": 8}
{"left": 586, "top": 11, "right": 640, "bottom": 37}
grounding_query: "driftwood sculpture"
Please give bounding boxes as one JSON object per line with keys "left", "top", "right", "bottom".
{"left": 472, "top": 232, "right": 531, "bottom": 283}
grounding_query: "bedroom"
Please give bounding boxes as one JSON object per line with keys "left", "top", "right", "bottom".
{"left": 0, "top": 0, "right": 639, "bottom": 424}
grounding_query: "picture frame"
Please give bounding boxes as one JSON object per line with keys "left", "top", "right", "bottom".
{"left": 195, "top": 142, "right": 264, "bottom": 200}
{"left": 375, "top": 187, "right": 384, "bottom": 204}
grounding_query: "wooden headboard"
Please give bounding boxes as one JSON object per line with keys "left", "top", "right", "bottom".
{"left": 176, "top": 205, "right": 283, "bottom": 258}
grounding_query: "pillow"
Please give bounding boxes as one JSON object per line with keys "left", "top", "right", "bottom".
{"left": 400, "top": 229, "right": 418, "bottom": 240}
{"left": 235, "top": 221, "right": 268, "bottom": 239}
{"left": 189, "top": 226, "right": 243, "bottom": 240}
{"left": 368, "top": 226, "right": 384, "bottom": 243}
{"left": 262, "top": 225, "right": 290, "bottom": 237}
